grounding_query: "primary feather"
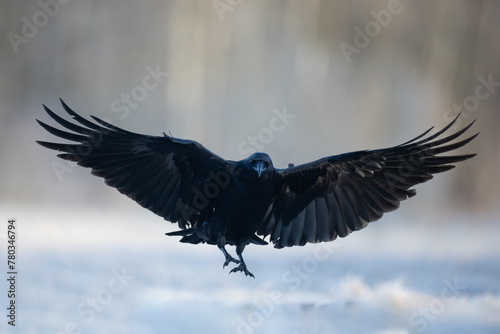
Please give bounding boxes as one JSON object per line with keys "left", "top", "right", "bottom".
{"left": 37, "top": 100, "right": 477, "bottom": 277}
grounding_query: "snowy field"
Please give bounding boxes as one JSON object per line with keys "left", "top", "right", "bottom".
{"left": 1, "top": 204, "right": 499, "bottom": 334}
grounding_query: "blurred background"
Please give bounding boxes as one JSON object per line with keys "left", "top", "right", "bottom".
{"left": 1, "top": 1, "right": 499, "bottom": 333}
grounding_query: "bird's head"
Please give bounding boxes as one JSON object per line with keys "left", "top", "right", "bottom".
{"left": 244, "top": 152, "right": 274, "bottom": 178}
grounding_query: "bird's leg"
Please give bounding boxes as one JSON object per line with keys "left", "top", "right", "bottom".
{"left": 221, "top": 247, "right": 240, "bottom": 268}
{"left": 217, "top": 230, "right": 240, "bottom": 268}
{"left": 229, "top": 241, "right": 255, "bottom": 278}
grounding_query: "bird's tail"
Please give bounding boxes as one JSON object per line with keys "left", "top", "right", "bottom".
{"left": 167, "top": 229, "right": 268, "bottom": 246}
{"left": 249, "top": 234, "right": 268, "bottom": 245}
{"left": 165, "top": 229, "right": 204, "bottom": 244}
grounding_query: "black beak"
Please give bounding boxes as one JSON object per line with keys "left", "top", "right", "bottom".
{"left": 253, "top": 161, "right": 265, "bottom": 178}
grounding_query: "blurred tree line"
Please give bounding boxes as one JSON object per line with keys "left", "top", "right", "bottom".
{"left": 0, "top": 0, "right": 498, "bottom": 212}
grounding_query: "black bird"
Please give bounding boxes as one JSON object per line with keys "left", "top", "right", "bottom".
{"left": 37, "top": 100, "right": 477, "bottom": 277}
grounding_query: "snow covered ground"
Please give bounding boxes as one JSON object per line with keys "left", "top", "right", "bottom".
{"left": 1, "top": 204, "right": 499, "bottom": 334}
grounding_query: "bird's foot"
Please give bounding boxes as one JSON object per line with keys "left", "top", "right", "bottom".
{"left": 223, "top": 254, "right": 240, "bottom": 268}
{"left": 229, "top": 263, "right": 255, "bottom": 278}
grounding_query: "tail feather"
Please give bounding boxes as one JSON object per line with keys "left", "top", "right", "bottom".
{"left": 165, "top": 228, "right": 205, "bottom": 244}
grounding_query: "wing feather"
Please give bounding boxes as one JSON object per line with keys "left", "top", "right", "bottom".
{"left": 37, "top": 100, "right": 231, "bottom": 228}
{"left": 315, "top": 196, "right": 331, "bottom": 242}
{"left": 260, "top": 113, "right": 477, "bottom": 248}
{"left": 302, "top": 201, "right": 317, "bottom": 244}
{"left": 290, "top": 206, "right": 306, "bottom": 246}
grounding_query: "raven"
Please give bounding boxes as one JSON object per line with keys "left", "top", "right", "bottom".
{"left": 37, "top": 100, "right": 477, "bottom": 277}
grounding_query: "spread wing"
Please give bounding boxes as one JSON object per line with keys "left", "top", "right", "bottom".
{"left": 258, "top": 115, "right": 478, "bottom": 248}
{"left": 37, "top": 99, "right": 233, "bottom": 229}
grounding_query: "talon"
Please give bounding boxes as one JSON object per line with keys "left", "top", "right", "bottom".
{"left": 229, "top": 264, "right": 255, "bottom": 278}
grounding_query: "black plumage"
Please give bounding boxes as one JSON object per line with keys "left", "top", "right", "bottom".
{"left": 37, "top": 100, "right": 477, "bottom": 277}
